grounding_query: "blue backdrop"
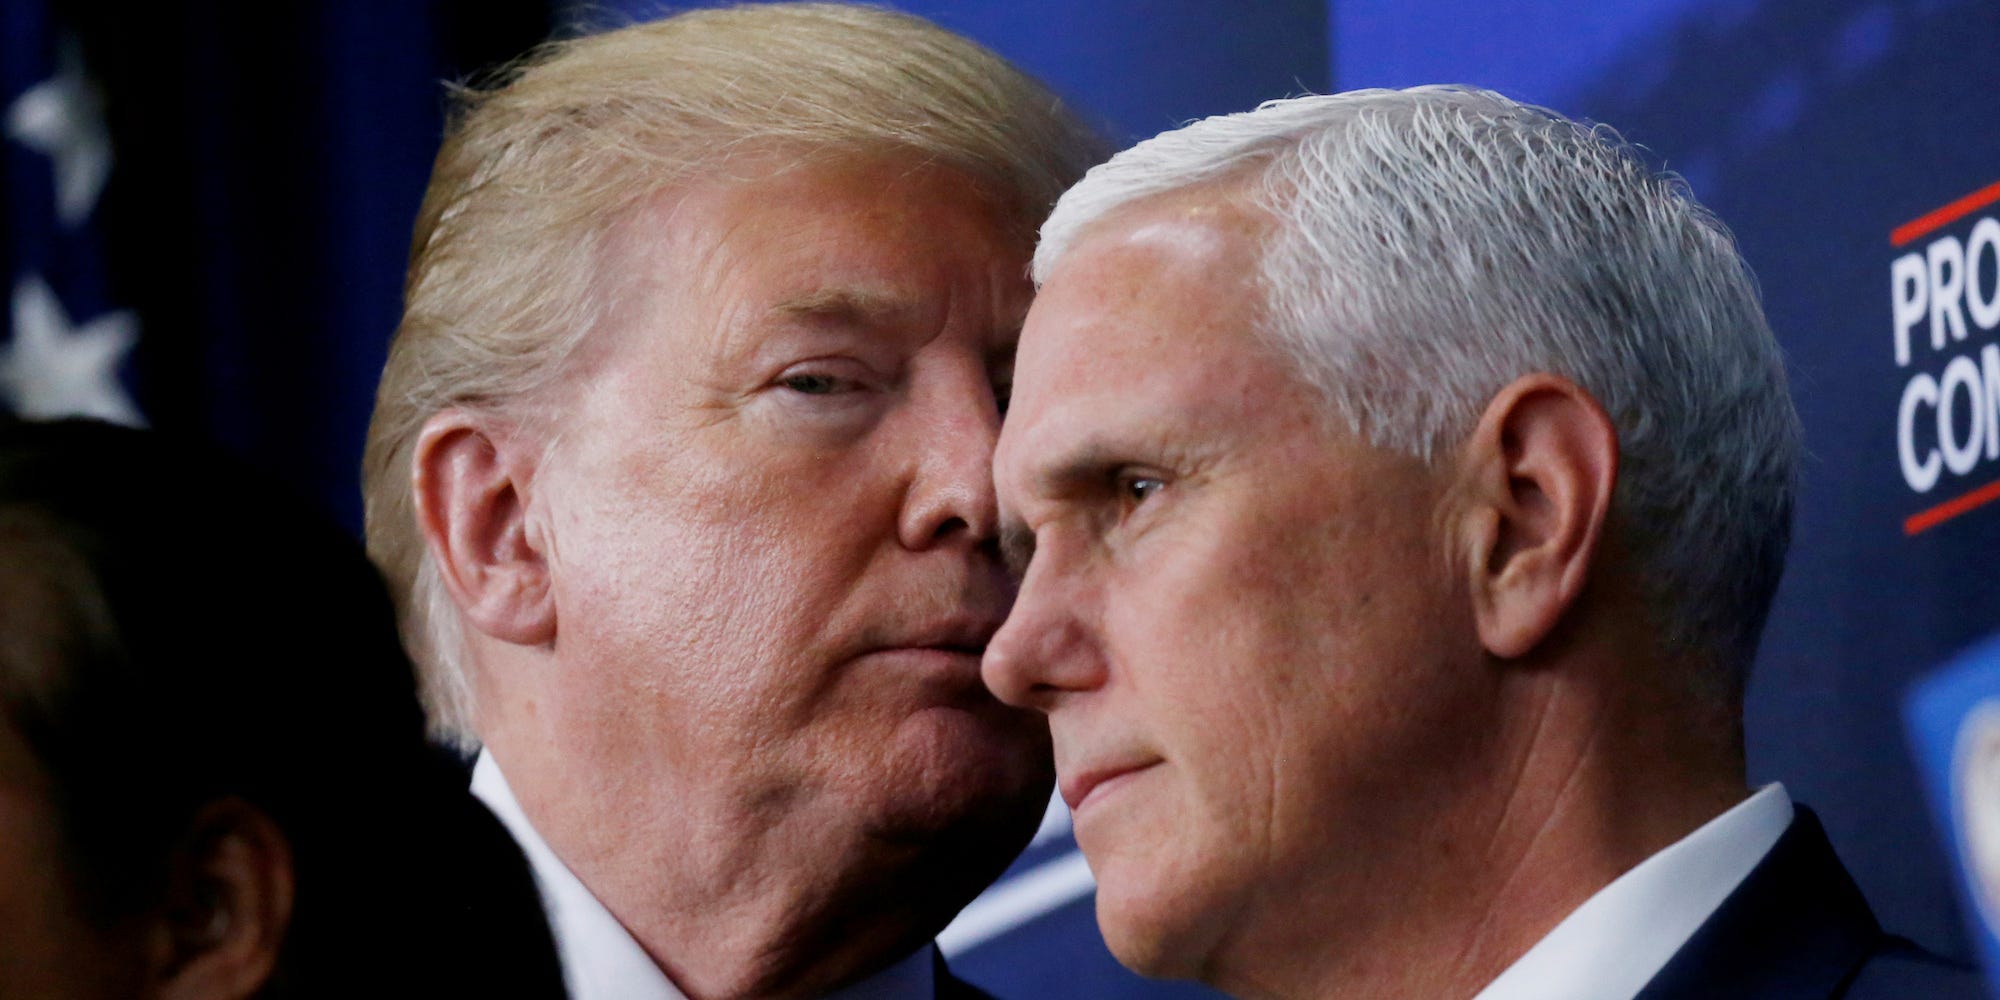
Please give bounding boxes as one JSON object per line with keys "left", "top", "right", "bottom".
{"left": 5, "top": 1, "right": 1997, "bottom": 997}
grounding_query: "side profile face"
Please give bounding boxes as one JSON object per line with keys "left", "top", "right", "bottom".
{"left": 501, "top": 151, "right": 1051, "bottom": 898}
{"left": 984, "top": 190, "right": 1496, "bottom": 978}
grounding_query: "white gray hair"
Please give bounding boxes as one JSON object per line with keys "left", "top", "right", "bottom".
{"left": 1037, "top": 87, "right": 1800, "bottom": 687}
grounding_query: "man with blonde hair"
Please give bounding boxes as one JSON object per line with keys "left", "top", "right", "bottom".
{"left": 362, "top": 5, "right": 1101, "bottom": 998}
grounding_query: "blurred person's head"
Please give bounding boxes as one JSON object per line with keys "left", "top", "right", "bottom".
{"left": 0, "top": 418, "right": 556, "bottom": 999}
{"left": 361, "top": 4, "right": 1103, "bottom": 994}
{"left": 985, "top": 87, "right": 1798, "bottom": 998}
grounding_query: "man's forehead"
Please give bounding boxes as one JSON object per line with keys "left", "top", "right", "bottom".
{"left": 593, "top": 157, "right": 1031, "bottom": 362}
{"left": 1003, "top": 344, "right": 1274, "bottom": 494}
{"left": 1017, "top": 201, "right": 1264, "bottom": 390}
{"left": 1036, "top": 177, "right": 1266, "bottom": 285}
{"left": 1001, "top": 340, "right": 1267, "bottom": 480}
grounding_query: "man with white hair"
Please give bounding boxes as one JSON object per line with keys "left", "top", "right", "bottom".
{"left": 362, "top": 5, "right": 1101, "bottom": 998}
{"left": 983, "top": 87, "right": 1982, "bottom": 998}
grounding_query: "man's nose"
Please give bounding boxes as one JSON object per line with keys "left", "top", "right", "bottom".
{"left": 982, "top": 555, "right": 1107, "bottom": 711}
{"left": 898, "top": 377, "right": 1001, "bottom": 551}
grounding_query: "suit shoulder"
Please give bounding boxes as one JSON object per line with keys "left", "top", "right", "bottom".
{"left": 1839, "top": 936, "right": 1986, "bottom": 999}
{"left": 937, "top": 977, "right": 998, "bottom": 1000}
{"left": 934, "top": 955, "right": 998, "bottom": 1000}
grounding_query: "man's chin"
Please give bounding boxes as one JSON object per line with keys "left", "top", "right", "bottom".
{"left": 1095, "top": 873, "right": 1217, "bottom": 983}
{"left": 859, "top": 704, "right": 1053, "bottom": 845}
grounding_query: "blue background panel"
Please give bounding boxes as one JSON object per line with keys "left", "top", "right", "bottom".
{"left": 6, "top": 0, "right": 1999, "bottom": 996}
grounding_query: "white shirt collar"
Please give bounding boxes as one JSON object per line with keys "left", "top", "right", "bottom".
{"left": 471, "top": 750, "right": 939, "bottom": 1000}
{"left": 1472, "top": 782, "right": 1794, "bottom": 1000}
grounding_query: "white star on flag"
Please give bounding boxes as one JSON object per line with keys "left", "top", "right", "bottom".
{"left": 5, "top": 42, "right": 113, "bottom": 227}
{"left": 2, "top": 274, "right": 142, "bottom": 426}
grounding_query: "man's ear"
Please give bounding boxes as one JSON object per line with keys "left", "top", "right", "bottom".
{"left": 412, "top": 410, "right": 556, "bottom": 646}
{"left": 152, "top": 800, "right": 294, "bottom": 1000}
{"left": 1454, "top": 374, "right": 1618, "bottom": 660}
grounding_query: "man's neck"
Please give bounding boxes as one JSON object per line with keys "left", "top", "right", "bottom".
{"left": 1470, "top": 783, "right": 1793, "bottom": 1000}
{"left": 472, "top": 749, "right": 948, "bottom": 1000}
{"left": 1434, "top": 673, "right": 1749, "bottom": 1000}
{"left": 1217, "top": 664, "right": 1748, "bottom": 1000}
{"left": 1445, "top": 765, "right": 1750, "bottom": 995}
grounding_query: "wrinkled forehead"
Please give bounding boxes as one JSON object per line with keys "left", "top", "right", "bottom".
{"left": 1021, "top": 193, "right": 1270, "bottom": 384}
{"left": 999, "top": 193, "right": 1293, "bottom": 488}
{"left": 1022, "top": 186, "right": 1269, "bottom": 362}
{"left": 563, "top": 148, "right": 1035, "bottom": 384}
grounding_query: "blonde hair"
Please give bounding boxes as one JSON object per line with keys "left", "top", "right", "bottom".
{"left": 363, "top": 2, "right": 1104, "bottom": 747}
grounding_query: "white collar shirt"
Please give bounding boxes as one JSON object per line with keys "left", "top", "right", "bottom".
{"left": 1472, "top": 782, "right": 1795, "bottom": 1000}
{"left": 471, "top": 751, "right": 939, "bottom": 1000}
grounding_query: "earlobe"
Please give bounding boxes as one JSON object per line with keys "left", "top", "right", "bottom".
{"left": 1458, "top": 374, "right": 1618, "bottom": 660}
{"left": 153, "top": 800, "right": 294, "bottom": 1000}
{"left": 412, "top": 411, "right": 557, "bottom": 646}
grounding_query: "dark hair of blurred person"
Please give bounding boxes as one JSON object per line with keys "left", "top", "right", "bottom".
{"left": 0, "top": 418, "right": 564, "bottom": 999}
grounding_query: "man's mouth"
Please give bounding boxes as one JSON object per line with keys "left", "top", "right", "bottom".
{"left": 1060, "top": 759, "right": 1160, "bottom": 813}
{"left": 882, "top": 614, "right": 1002, "bottom": 658}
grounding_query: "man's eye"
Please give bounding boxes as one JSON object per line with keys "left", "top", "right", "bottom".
{"left": 1120, "top": 474, "right": 1164, "bottom": 505}
{"left": 779, "top": 372, "right": 850, "bottom": 395}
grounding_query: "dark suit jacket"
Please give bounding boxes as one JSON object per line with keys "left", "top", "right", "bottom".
{"left": 936, "top": 951, "right": 997, "bottom": 1000}
{"left": 283, "top": 749, "right": 566, "bottom": 999}
{"left": 422, "top": 771, "right": 570, "bottom": 998}
{"left": 1636, "top": 807, "right": 1984, "bottom": 999}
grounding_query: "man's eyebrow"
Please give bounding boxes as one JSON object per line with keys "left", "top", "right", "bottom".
{"left": 1029, "top": 442, "right": 1124, "bottom": 496}
{"left": 771, "top": 288, "right": 910, "bottom": 326}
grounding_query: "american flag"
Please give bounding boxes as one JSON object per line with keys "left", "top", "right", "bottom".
{"left": 2, "top": 1, "right": 141, "bottom": 425}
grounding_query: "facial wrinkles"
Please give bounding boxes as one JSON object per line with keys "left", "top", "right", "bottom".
{"left": 449, "top": 154, "right": 1061, "bottom": 1000}
{"left": 589, "top": 176, "right": 1019, "bottom": 736}
{"left": 1007, "top": 355, "right": 1263, "bottom": 573}
{"left": 552, "top": 449, "right": 799, "bottom": 735}
{"left": 544, "top": 392, "right": 848, "bottom": 786}
{"left": 547, "top": 499, "right": 863, "bottom": 854}
{"left": 1097, "top": 442, "right": 1306, "bottom": 973}
{"left": 598, "top": 176, "right": 907, "bottom": 415}
{"left": 663, "top": 220, "right": 824, "bottom": 422}
{"left": 1016, "top": 195, "right": 1523, "bottom": 999}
